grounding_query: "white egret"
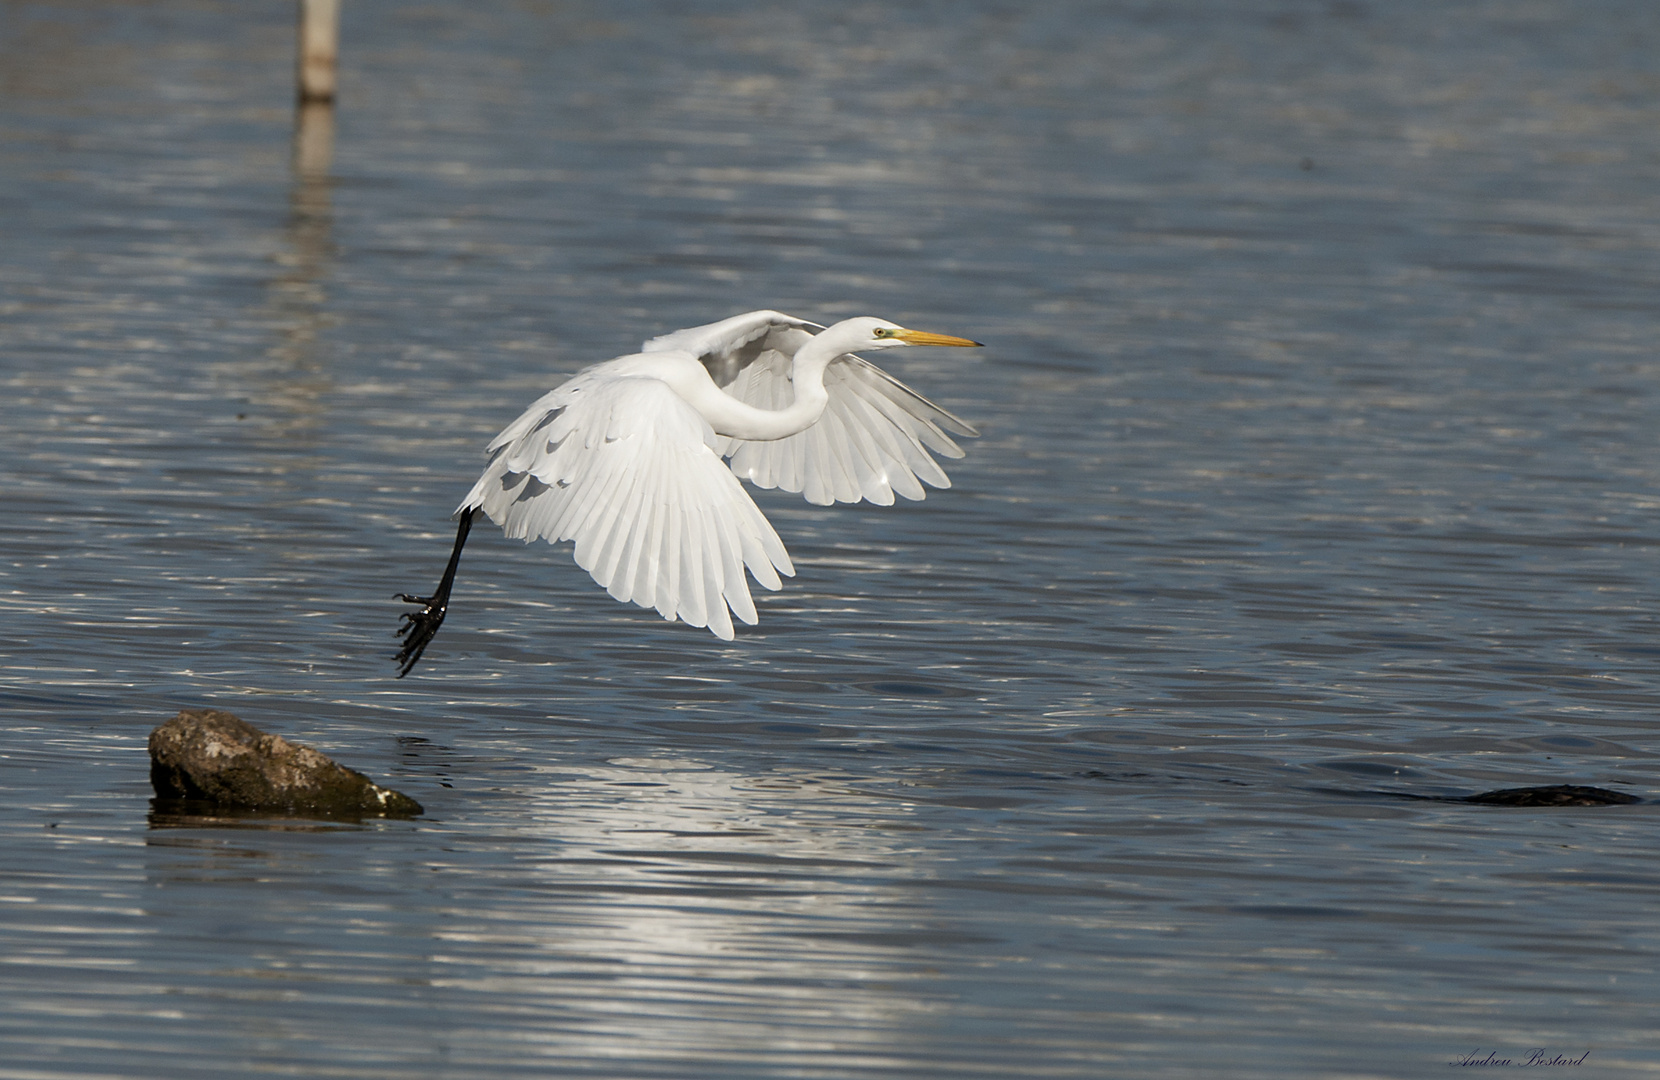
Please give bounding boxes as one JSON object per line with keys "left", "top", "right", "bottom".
{"left": 394, "top": 310, "right": 982, "bottom": 676}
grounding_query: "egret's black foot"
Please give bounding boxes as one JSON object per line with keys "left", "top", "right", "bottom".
{"left": 394, "top": 593, "right": 449, "bottom": 678}
{"left": 391, "top": 509, "right": 478, "bottom": 679}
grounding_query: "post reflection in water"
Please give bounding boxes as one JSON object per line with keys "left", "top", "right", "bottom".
{"left": 292, "top": 99, "right": 336, "bottom": 200}
{"left": 256, "top": 99, "right": 338, "bottom": 428}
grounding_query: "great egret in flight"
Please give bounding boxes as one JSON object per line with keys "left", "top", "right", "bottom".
{"left": 393, "top": 310, "right": 982, "bottom": 676}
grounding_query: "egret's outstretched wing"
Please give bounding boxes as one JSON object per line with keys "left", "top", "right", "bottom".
{"left": 643, "top": 307, "right": 979, "bottom": 505}
{"left": 715, "top": 352, "right": 981, "bottom": 507}
{"left": 457, "top": 373, "right": 794, "bottom": 640}
{"left": 643, "top": 309, "right": 823, "bottom": 388}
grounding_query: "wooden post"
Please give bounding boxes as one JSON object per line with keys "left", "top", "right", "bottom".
{"left": 297, "top": 0, "right": 341, "bottom": 104}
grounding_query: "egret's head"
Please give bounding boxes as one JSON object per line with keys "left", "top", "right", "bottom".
{"left": 833, "top": 316, "right": 983, "bottom": 352}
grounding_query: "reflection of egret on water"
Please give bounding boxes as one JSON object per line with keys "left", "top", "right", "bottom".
{"left": 395, "top": 311, "right": 983, "bottom": 676}
{"left": 428, "top": 755, "right": 942, "bottom": 1043}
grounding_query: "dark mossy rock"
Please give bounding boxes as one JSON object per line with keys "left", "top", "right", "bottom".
{"left": 149, "top": 708, "right": 422, "bottom": 818}
{"left": 1461, "top": 784, "right": 1639, "bottom": 807}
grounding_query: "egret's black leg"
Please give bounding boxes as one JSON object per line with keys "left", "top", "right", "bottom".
{"left": 394, "top": 508, "right": 479, "bottom": 678}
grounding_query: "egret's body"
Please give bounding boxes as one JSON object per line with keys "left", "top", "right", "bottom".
{"left": 394, "top": 311, "right": 980, "bottom": 676}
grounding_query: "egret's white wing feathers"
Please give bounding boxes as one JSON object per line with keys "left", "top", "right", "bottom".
{"left": 458, "top": 368, "right": 793, "bottom": 639}
{"left": 714, "top": 349, "right": 980, "bottom": 507}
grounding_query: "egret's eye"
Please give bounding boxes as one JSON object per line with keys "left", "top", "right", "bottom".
{"left": 873, "top": 328, "right": 894, "bottom": 338}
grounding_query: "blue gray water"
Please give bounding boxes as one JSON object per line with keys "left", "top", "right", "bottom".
{"left": 3, "top": 1, "right": 1659, "bottom": 1076}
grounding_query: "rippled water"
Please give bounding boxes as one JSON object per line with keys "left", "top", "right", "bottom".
{"left": 4, "top": 1, "right": 1660, "bottom": 1076}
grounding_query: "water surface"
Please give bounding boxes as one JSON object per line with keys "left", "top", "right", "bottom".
{"left": 3, "top": 2, "right": 1660, "bottom": 1076}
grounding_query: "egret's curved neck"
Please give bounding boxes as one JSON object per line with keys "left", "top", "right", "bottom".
{"left": 695, "top": 330, "right": 851, "bottom": 442}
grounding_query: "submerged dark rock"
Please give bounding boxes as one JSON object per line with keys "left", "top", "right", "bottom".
{"left": 1459, "top": 784, "right": 1639, "bottom": 808}
{"left": 1317, "top": 782, "right": 1641, "bottom": 808}
{"left": 148, "top": 708, "right": 422, "bottom": 818}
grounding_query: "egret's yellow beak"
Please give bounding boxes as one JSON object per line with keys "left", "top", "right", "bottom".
{"left": 890, "top": 328, "right": 983, "bottom": 347}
